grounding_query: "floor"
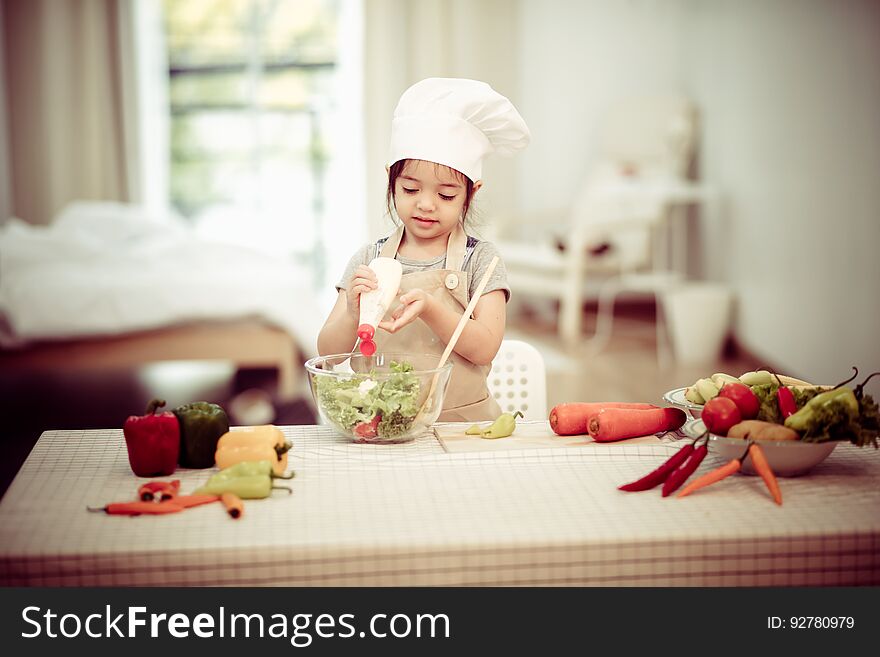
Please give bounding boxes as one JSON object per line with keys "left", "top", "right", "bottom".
{"left": 0, "top": 300, "right": 762, "bottom": 500}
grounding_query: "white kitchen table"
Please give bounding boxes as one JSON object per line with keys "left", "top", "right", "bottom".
{"left": 1, "top": 422, "right": 877, "bottom": 586}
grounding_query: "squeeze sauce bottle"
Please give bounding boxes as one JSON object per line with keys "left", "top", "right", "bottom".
{"left": 357, "top": 257, "right": 403, "bottom": 356}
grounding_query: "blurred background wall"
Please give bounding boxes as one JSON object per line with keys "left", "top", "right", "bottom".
{"left": 515, "top": 0, "right": 880, "bottom": 384}
{"left": 684, "top": 0, "right": 880, "bottom": 389}
{"left": 1, "top": 0, "right": 878, "bottom": 387}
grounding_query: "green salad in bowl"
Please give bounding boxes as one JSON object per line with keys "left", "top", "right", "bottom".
{"left": 304, "top": 352, "right": 453, "bottom": 443}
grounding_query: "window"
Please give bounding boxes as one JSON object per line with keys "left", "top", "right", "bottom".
{"left": 161, "top": 0, "right": 359, "bottom": 288}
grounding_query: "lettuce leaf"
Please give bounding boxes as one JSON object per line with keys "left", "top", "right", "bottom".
{"left": 751, "top": 384, "right": 823, "bottom": 424}
{"left": 749, "top": 382, "right": 879, "bottom": 447}
{"left": 314, "top": 360, "right": 421, "bottom": 438}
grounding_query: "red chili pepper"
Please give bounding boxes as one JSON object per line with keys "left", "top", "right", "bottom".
{"left": 661, "top": 441, "right": 709, "bottom": 497}
{"left": 618, "top": 440, "right": 697, "bottom": 492}
{"left": 123, "top": 399, "right": 180, "bottom": 477}
{"left": 777, "top": 386, "right": 797, "bottom": 419}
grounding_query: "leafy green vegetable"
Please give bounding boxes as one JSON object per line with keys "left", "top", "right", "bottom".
{"left": 750, "top": 382, "right": 878, "bottom": 447}
{"left": 751, "top": 384, "right": 822, "bottom": 424}
{"left": 856, "top": 394, "right": 880, "bottom": 447}
{"left": 314, "top": 361, "right": 421, "bottom": 438}
{"left": 796, "top": 393, "right": 879, "bottom": 447}
{"left": 752, "top": 384, "right": 782, "bottom": 424}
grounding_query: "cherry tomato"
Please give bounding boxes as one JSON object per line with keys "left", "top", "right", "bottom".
{"left": 354, "top": 414, "right": 382, "bottom": 438}
{"left": 702, "top": 397, "right": 742, "bottom": 436}
{"left": 718, "top": 382, "right": 760, "bottom": 420}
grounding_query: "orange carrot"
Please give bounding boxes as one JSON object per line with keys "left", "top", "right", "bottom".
{"left": 221, "top": 493, "right": 244, "bottom": 519}
{"left": 173, "top": 494, "right": 220, "bottom": 509}
{"left": 677, "top": 441, "right": 751, "bottom": 498}
{"left": 587, "top": 407, "right": 687, "bottom": 442}
{"left": 87, "top": 501, "right": 184, "bottom": 516}
{"left": 549, "top": 402, "right": 658, "bottom": 436}
{"left": 676, "top": 458, "right": 742, "bottom": 498}
{"left": 748, "top": 443, "right": 782, "bottom": 505}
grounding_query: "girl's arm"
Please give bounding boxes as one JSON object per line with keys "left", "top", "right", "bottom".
{"left": 380, "top": 289, "right": 506, "bottom": 366}
{"left": 317, "top": 290, "right": 359, "bottom": 355}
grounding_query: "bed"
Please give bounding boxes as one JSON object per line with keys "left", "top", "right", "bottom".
{"left": 0, "top": 202, "right": 321, "bottom": 400}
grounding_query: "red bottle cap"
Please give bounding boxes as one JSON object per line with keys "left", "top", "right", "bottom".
{"left": 357, "top": 324, "right": 375, "bottom": 341}
{"left": 359, "top": 339, "right": 376, "bottom": 357}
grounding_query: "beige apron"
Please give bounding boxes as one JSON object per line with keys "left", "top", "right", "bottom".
{"left": 370, "top": 223, "right": 501, "bottom": 422}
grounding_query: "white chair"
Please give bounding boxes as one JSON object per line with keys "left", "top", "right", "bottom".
{"left": 488, "top": 339, "right": 547, "bottom": 419}
{"left": 498, "top": 95, "right": 707, "bottom": 363}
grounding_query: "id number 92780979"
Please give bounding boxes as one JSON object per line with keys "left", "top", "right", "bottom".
{"left": 767, "top": 616, "right": 855, "bottom": 629}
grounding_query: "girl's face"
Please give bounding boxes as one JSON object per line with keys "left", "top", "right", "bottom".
{"left": 393, "top": 160, "right": 477, "bottom": 241}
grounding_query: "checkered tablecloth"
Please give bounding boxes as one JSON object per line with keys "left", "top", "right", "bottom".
{"left": 1, "top": 422, "right": 878, "bottom": 586}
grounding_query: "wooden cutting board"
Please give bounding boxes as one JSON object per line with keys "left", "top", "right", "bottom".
{"left": 434, "top": 420, "right": 665, "bottom": 453}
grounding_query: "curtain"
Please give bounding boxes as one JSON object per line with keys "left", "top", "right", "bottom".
{"left": 0, "top": 2, "right": 11, "bottom": 224}
{"left": 2, "top": 0, "right": 131, "bottom": 225}
{"left": 362, "top": 0, "right": 522, "bottom": 241}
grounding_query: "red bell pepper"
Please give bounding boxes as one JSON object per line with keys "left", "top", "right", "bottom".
{"left": 123, "top": 399, "right": 180, "bottom": 477}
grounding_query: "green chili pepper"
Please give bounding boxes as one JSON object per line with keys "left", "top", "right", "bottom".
{"left": 173, "top": 401, "right": 230, "bottom": 469}
{"left": 784, "top": 387, "right": 859, "bottom": 432}
{"left": 195, "top": 474, "right": 291, "bottom": 499}
{"left": 209, "top": 460, "right": 295, "bottom": 482}
{"left": 480, "top": 411, "right": 524, "bottom": 439}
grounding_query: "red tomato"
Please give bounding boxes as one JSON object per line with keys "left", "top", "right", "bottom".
{"left": 354, "top": 414, "right": 382, "bottom": 438}
{"left": 702, "top": 397, "right": 742, "bottom": 436}
{"left": 717, "top": 382, "right": 760, "bottom": 420}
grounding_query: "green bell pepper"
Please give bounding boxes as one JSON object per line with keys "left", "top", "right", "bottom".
{"left": 173, "top": 401, "right": 230, "bottom": 469}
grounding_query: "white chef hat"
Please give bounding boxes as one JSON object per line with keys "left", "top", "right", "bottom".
{"left": 388, "top": 77, "right": 530, "bottom": 182}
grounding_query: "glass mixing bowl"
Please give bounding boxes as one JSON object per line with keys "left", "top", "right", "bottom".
{"left": 304, "top": 352, "right": 453, "bottom": 443}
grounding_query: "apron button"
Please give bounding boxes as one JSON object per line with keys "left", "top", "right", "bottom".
{"left": 444, "top": 274, "right": 459, "bottom": 290}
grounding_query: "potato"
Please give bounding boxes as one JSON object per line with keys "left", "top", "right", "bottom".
{"left": 727, "top": 420, "right": 799, "bottom": 441}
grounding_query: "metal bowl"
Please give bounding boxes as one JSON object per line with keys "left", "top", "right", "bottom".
{"left": 662, "top": 387, "right": 704, "bottom": 419}
{"left": 682, "top": 418, "right": 838, "bottom": 477}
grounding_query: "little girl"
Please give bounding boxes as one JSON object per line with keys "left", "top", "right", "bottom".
{"left": 317, "top": 78, "right": 530, "bottom": 421}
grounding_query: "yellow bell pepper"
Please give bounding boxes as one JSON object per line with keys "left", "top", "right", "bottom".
{"left": 214, "top": 425, "right": 292, "bottom": 477}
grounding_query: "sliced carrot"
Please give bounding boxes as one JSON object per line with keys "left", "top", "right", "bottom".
{"left": 549, "top": 402, "right": 658, "bottom": 436}
{"left": 749, "top": 444, "right": 782, "bottom": 505}
{"left": 587, "top": 407, "right": 687, "bottom": 442}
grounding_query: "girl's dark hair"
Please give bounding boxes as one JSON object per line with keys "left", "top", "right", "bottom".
{"left": 386, "top": 160, "right": 476, "bottom": 224}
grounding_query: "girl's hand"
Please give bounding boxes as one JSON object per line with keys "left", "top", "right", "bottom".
{"left": 345, "top": 265, "right": 378, "bottom": 321}
{"left": 379, "top": 289, "right": 432, "bottom": 333}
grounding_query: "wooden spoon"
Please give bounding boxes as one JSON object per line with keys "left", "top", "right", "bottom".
{"left": 415, "top": 256, "right": 499, "bottom": 423}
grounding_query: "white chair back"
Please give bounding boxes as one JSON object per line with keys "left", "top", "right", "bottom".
{"left": 488, "top": 339, "right": 547, "bottom": 420}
